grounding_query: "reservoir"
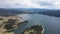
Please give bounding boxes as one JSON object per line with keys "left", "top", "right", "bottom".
{"left": 15, "top": 14, "right": 60, "bottom": 34}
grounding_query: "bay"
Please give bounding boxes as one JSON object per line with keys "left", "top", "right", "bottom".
{"left": 15, "top": 14, "right": 60, "bottom": 34}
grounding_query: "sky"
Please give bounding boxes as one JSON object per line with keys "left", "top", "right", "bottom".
{"left": 0, "top": 0, "right": 60, "bottom": 9}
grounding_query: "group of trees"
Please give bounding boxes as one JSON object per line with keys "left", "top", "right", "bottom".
{"left": 0, "top": 8, "right": 60, "bottom": 17}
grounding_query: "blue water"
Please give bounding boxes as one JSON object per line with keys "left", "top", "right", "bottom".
{"left": 14, "top": 14, "right": 60, "bottom": 34}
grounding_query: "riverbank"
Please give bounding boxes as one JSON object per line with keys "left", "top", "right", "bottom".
{"left": 21, "top": 25, "right": 44, "bottom": 34}
{"left": 0, "top": 15, "right": 28, "bottom": 34}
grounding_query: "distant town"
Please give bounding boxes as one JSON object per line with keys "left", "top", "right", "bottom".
{"left": 0, "top": 8, "right": 60, "bottom": 17}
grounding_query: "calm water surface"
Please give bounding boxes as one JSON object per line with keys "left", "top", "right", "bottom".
{"left": 15, "top": 14, "right": 60, "bottom": 34}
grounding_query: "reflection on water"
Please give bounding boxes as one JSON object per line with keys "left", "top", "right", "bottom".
{"left": 14, "top": 14, "right": 60, "bottom": 34}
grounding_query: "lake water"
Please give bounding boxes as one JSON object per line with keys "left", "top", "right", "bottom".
{"left": 14, "top": 14, "right": 60, "bottom": 34}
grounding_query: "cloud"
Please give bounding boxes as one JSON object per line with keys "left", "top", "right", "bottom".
{"left": 40, "top": 2, "right": 52, "bottom": 6}
{"left": 30, "top": 0, "right": 60, "bottom": 9}
{"left": 0, "top": 0, "right": 60, "bottom": 9}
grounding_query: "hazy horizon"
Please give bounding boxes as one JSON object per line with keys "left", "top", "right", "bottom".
{"left": 0, "top": 0, "right": 60, "bottom": 9}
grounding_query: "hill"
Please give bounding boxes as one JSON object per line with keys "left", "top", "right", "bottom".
{"left": 0, "top": 8, "right": 60, "bottom": 17}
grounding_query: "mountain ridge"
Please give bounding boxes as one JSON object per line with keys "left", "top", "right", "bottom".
{"left": 0, "top": 8, "right": 60, "bottom": 17}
